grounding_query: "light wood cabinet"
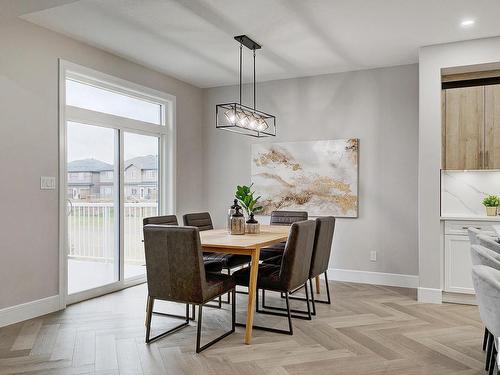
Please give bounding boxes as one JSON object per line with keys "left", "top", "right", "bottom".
{"left": 485, "top": 84, "right": 500, "bottom": 169}
{"left": 443, "top": 86, "right": 484, "bottom": 170}
{"left": 442, "top": 84, "right": 500, "bottom": 170}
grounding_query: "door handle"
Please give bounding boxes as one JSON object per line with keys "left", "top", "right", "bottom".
{"left": 66, "top": 199, "right": 73, "bottom": 216}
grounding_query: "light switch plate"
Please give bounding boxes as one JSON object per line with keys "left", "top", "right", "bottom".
{"left": 40, "top": 176, "right": 56, "bottom": 190}
{"left": 370, "top": 251, "right": 377, "bottom": 262}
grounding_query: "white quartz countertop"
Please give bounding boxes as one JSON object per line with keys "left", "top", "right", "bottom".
{"left": 440, "top": 215, "right": 500, "bottom": 222}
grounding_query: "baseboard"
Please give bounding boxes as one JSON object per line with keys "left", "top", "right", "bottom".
{"left": 417, "top": 287, "right": 442, "bottom": 304}
{"left": 0, "top": 295, "right": 61, "bottom": 328}
{"left": 327, "top": 268, "right": 419, "bottom": 288}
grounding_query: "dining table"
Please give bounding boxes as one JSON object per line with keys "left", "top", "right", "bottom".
{"left": 199, "top": 224, "right": 290, "bottom": 345}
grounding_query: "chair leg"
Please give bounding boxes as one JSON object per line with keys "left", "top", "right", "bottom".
{"left": 484, "top": 327, "right": 490, "bottom": 351}
{"left": 285, "top": 292, "right": 293, "bottom": 335}
{"left": 195, "top": 289, "right": 236, "bottom": 353}
{"left": 487, "top": 331, "right": 494, "bottom": 371}
{"left": 489, "top": 344, "right": 497, "bottom": 375}
{"left": 309, "top": 279, "right": 316, "bottom": 316}
{"left": 146, "top": 301, "right": 189, "bottom": 344}
{"left": 324, "top": 271, "right": 331, "bottom": 304}
{"left": 287, "top": 273, "right": 331, "bottom": 305}
{"left": 258, "top": 287, "right": 312, "bottom": 320}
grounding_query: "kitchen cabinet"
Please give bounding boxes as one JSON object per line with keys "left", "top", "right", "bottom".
{"left": 442, "top": 84, "right": 500, "bottom": 170}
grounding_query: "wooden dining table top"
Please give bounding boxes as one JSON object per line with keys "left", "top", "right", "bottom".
{"left": 199, "top": 224, "right": 290, "bottom": 250}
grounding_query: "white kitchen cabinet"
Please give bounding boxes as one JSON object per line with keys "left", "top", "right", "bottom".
{"left": 444, "top": 234, "right": 474, "bottom": 294}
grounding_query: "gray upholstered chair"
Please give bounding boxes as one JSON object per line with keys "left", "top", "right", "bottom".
{"left": 233, "top": 220, "right": 316, "bottom": 334}
{"left": 468, "top": 227, "right": 483, "bottom": 245}
{"left": 260, "top": 211, "right": 309, "bottom": 260}
{"left": 183, "top": 212, "right": 250, "bottom": 304}
{"left": 143, "top": 225, "right": 235, "bottom": 352}
{"left": 472, "top": 265, "right": 500, "bottom": 375}
{"left": 264, "top": 216, "right": 336, "bottom": 315}
{"left": 478, "top": 235, "right": 500, "bottom": 255}
{"left": 471, "top": 244, "right": 500, "bottom": 361}
{"left": 143, "top": 214, "right": 223, "bottom": 274}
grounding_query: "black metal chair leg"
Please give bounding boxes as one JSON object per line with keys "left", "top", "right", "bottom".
{"left": 195, "top": 289, "right": 236, "bottom": 353}
{"left": 287, "top": 273, "right": 331, "bottom": 305}
{"left": 309, "top": 279, "right": 316, "bottom": 316}
{"left": 489, "top": 344, "right": 497, "bottom": 375}
{"left": 153, "top": 302, "right": 194, "bottom": 321}
{"left": 484, "top": 327, "right": 489, "bottom": 351}
{"left": 146, "top": 302, "right": 190, "bottom": 344}
{"left": 285, "top": 293, "right": 293, "bottom": 335}
{"left": 324, "top": 272, "right": 331, "bottom": 304}
{"left": 487, "top": 331, "right": 494, "bottom": 371}
{"left": 259, "top": 287, "right": 312, "bottom": 320}
{"left": 304, "top": 282, "right": 312, "bottom": 320}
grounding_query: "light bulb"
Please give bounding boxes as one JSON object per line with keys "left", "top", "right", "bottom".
{"left": 247, "top": 115, "right": 258, "bottom": 130}
{"left": 256, "top": 118, "right": 268, "bottom": 132}
{"left": 224, "top": 109, "right": 237, "bottom": 124}
{"left": 236, "top": 111, "right": 249, "bottom": 128}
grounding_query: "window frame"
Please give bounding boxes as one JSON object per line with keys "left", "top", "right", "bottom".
{"left": 58, "top": 60, "right": 176, "bottom": 307}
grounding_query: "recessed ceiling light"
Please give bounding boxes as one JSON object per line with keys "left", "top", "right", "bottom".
{"left": 461, "top": 19, "right": 475, "bottom": 27}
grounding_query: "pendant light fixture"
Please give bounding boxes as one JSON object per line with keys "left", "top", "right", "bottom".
{"left": 216, "top": 35, "right": 276, "bottom": 137}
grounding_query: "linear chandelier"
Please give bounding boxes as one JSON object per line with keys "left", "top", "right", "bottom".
{"left": 216, "top": 35, "right": 276, "bottom": 137}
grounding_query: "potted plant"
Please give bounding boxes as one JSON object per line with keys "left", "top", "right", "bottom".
{"left": 235, "top": 184, "right": 264, "bottom": 234}
{"left": 482, "top": 195, "right": 500, "bottom": 216}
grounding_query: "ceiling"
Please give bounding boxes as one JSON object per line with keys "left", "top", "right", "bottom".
{"left": 13, "top": 0, "right": 500, "bottom": 88}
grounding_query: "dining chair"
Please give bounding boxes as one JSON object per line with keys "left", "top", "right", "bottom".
{"left": 478, "top": 235, "right": 500, "bottom": 254}
{"left": 232, "top": 220, "right": 316, "bottom": 334}
{"left": 143, "top": 225, "right": 235, "bottom": 352}
{"left": 471, "top": 244, "right": 500, "bottom": 358}
{"left": 143, "top": 215, "right": 223, "bottom": 274}
{"left": 264, "top": 216, "right": 335, "bottom": 316}
{"left": 183, "top": 212, "right": 250, "bottom": 304}
{"left": 472, "top": 264, "right": 500, "bottom": 375}
{"left": 259, "top": 211, "right": 308, "bottom": 261}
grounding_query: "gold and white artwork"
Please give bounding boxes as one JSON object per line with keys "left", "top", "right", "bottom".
{"left": 252, "top": 139, "right": 359, "bottom": 217}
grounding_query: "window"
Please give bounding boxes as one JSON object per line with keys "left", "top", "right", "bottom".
{"left": 61, "top": 60, "right": 175, "bottom": 304}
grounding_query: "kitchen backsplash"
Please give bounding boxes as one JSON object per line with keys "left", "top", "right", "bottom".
{"left": 441, "top": 170, "right": 500, "bottom": 216}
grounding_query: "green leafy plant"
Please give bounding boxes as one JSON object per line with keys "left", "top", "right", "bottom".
{"left": 235, "top": 183, "right": 264, "bottom": 216}
{"left": 482, "top": 195, "right": 500, "bottom": 207}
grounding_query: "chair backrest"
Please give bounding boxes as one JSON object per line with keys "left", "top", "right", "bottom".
{"left": 467, "top": 227, "right": 482, "bottom": 245}
{"left": 472, "top": 265, "right": 500, "bottom": 338}
{"left": 143, "top": 225, "right": 207, "bottom": 304}
{"left": 309, "top": 216, "right": 336, "bottom": 278}
{"left": 478, "top": 234, "right": 500, "bottom": 254}
{"left": 183, "top": 212, "right": 214, "bottom": 231}
{"left": 279, "top": 220, "right": 316, "bottom": 291}
{"left": 270, "top": 211, "right": 308, "bottom": 226}
{"left": 471, "top": 245, "right": 500, "bottom": 271}
{"left": 143, "top": 215, "right": 178, "bottom": 226}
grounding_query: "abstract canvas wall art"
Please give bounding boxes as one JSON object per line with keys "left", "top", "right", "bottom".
{"left": 251, "top": 139, "right": 359, "bottom": 217}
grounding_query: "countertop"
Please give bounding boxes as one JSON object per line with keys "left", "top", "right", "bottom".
{"left": 440, "top": 215, "right": 500, "bottom": 222}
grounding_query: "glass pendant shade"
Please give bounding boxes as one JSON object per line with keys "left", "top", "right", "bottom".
{"left": 216, "top": 103, "right": 276, "bottom": 137}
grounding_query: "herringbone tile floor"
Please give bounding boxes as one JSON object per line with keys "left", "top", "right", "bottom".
{"left": 0, "top": 282, "right": 486, "bottom": 375}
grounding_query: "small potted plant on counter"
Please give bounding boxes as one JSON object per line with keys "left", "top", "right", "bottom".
{"left": 482, "top": 195, "right": 500, "bottom": 216}
{"left": 235, "top": 183, "right": 264, "bottom": 234}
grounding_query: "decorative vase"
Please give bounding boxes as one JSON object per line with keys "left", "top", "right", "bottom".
{"left": 486, "top": 206, "right": 498, "bottom": 216}
{"left": 227, "top": 199, "right": 240, "bottom": 233}
{"left": 230, "top": 206, "right": 245, "bottom": 235}
{"left": 245, "top": 213, "right": 260, "bottom": 234}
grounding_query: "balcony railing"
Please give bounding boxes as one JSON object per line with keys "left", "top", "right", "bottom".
{"left": 68, "top": 202, "right": 157, "bottom": 264}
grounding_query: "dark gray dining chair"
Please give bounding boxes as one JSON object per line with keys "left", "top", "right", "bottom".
{"left": 143, "top": 225, "right": 235, "bottom": 352}
{"left": 264, "top": 216, "right": 336, "bottom": 316}
{"left": 232, "top": 220, "right": 316, "bottom": 334}
{"left": 259, "top": 211, "right": 308, "bottom": 261}
{"left": 472, "top": 264, "right": 500, "bottom": 375}
{"left": 183, "top": 212, "right": 250, "bottom": 304}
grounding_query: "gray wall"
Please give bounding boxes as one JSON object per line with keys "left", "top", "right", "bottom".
{"left": 0, "top": 19, "right": 203, "bottom": 309}
{"left": 202, "top": 64, "right": 419, "bottom": 276}
{"left": 418, "top": 37, "right": 500, "bottom": 301}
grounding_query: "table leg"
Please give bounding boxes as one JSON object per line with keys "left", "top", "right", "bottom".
{"left": 315, "top": 275, "right": 321, "bottom": 294}
{"left": 245, "top": 247, "right": 260, "bottom": 345}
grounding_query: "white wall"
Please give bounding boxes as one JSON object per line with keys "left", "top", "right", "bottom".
{"left": 0, "top": 19, "right": 203, "bottom": 310}
{"left": 203, "top": 64, "right": 419, "bottom": 278}
{"left": 418, "top": 36, "right": 500, "bottom": 303}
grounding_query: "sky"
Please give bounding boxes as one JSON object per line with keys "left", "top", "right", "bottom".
{"left": 65, "top": 79, "right": 160, "bottom": 163}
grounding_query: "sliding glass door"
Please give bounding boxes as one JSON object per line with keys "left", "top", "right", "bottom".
{"left": 60, "top": 61, "right": 174, "bottom": 304}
